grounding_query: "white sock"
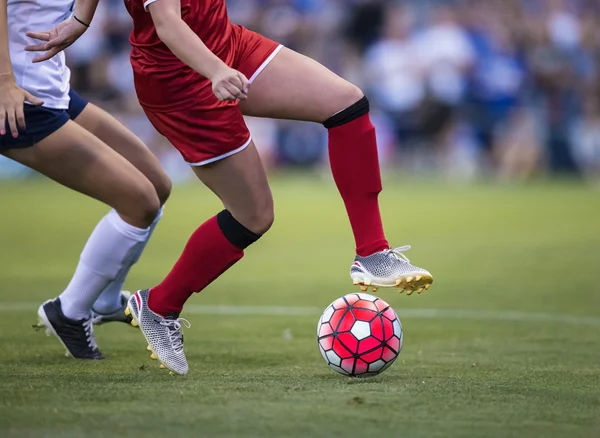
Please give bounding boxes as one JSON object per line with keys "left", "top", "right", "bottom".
{"left": 92, "top": 207, "right": 163, "bottom": 314}
{"left": 59, "top": 210, "right": 150, "bottom": 320}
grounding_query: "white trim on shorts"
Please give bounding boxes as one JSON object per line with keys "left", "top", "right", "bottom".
{"left": 188, "top": 44, "right": 284, "bottom": 167}
{"left": 188, "top": 136, "right": 253, "bottom": 167}
{"left": 143, "top": 0, "right": 158, "bottom": 10}
{"left": 249, "top": 45, "right": 283, "bottom": 84}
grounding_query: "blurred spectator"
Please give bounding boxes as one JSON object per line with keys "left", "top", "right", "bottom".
{"left": 463, "top": 0, "right": 525, "bottom": 169}
{"left": 365, "top": 6, "right": 425, "bottom": 149}
{"left": 5, "top": 0, "right": 597, "bottom": 184}
{"left": 571, "top": 96, "right": 600, "bottom": 182}
{"left": 345, "top": 0, "right": 386, "bottom": 53}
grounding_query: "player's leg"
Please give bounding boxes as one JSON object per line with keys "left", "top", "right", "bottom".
{"left": 3, "top": 122, "right": 160, "bottom": 227}
{"left": 124, "top": 102, "right": 272, "bottom": 374}
{"left": 68, "top": 92, "right": 172, "bottom": 321}
{"left": 150, "top": 140, "right": 272, "bottom": 313}
{"left": 127, "top": 141, "right": 272, "bottom": 375}
{"left": 3, "top": 119, "right": 160, "bottom": 359}
{"left": 240, "top": 47, "right": 432, "bottom": 294}
{"left": 69, "top": 94, "right": 171, "bottom": 205}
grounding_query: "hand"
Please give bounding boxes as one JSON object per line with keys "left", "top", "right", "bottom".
{"left": 210, "top": 66, "right": 250, "bottom": 102}
{"left": 0, "top": 75, "right": 43, "bottom": 138}
{"left": 24, "top": 17, "right": 88, "bottom": 63}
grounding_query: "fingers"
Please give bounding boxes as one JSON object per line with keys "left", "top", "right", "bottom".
{"left": 24, "top": 91, "right": 44, "bottom": 106}
{"left": 223, "top": 82, "right": 246, "bottom": 100}
{"left": 24, "top": 42, "right": 51, "bottom": 52}
{"left": 214, "top": 87, "right": 236, "bottom": 102}
{"left": 214, "top": 82, "right": 245, "bottom": 101}
{"left": 0, "top": 92, "right": 41, "bottom": 137}
{"left": 16, "top": 104, "right": 26, "bottom": 132}
{"left": 224, "top": 76, "right": 248, "bottom": 100}
{"left": 227, "top": 76, "right": 249, "bottom": 100}
{"left": 0, "top": 108, "right": 6, "bottom": 136}
{"left": 25, "top": 31, "right": 51, "bottom": 42}
{"left": 7, "top": 108, "right": 19, "bottom": 138}
{"left": 213, "top": 70, "right": 251, "bottom": 102}
{"left": 237, "top": 72, "right": 251, "bottom": 94}
{"left": 229, "top": 75, "right": 244, "bottom": 91}
{"left": 32, "top": 47, "right": 62, "bottom": 63}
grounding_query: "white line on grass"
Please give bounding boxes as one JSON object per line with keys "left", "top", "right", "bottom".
{"left": 2, "top": 302, "right": 600, "bottom": 327}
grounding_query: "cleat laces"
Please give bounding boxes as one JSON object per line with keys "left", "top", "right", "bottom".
{"left": 161, "top": 318, "right": 191, "bottom": 354}
{"left": 385, "top": 245, "right": 412, "bottom": 263}
{"left": 82, "top": 317, "right": 98, "bottom": 350}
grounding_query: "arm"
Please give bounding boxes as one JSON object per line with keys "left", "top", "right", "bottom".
{"left": 0, "top": 0, "right": 43, "bottom": 137}
{"left": 72, "top": 0, "right": 99, "bottom": 26}
{"left": 0, "top": 0, "right": 12, "bottom": 77}
{"left": 148, "top": 0, "right": 249, "bottom": 101}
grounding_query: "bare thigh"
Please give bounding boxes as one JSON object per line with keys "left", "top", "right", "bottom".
{"left": 192, "top": 141, "right": 273, "bottom": 235}
{"left": 2, "top": 121, "right": 160, "bottom": 228}
{"left": 240, "top": 47, "right": 364, "bottom": 123}
{"left": 73, "top": 103, "right": 172, "bottom": 205}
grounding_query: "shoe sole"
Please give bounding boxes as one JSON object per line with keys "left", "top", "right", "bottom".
{"left": 125, "top": 299, "right": 182, "bottom": 376}
{"left": 36, "top": 301, "right": 74, "bottom": 358}
{"left": 91, "top": 315, "right": 137, "bottom": 326}
{"left": 351, "top": 273, "right": 433, "bottom": 295}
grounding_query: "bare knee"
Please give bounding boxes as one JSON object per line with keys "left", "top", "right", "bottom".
{"left": 139, "top": 192, "right": 162, "bottom": 226}
{"left": 329, "top": 82, "right": 365, "bottom": 118}
{"left": 116, "top": 180, "right": 161, "bottom": 228}
{"left": 235, "top": 199, "right": 275, "bottom": 236}
{"left": 246, "top": 205, "right": 274, "bottom": 235}
{"left": 153, "top": 173, "right": 172, "bottom": 206}
{"left": 253, "top": 204, "right": 275, "bottom": 235}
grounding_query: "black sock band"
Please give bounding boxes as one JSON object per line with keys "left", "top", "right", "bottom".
{"left": 323, "top": 96, "right": 370, "bottom": 129}
{"left": 217, "top": 210, "right": 262, "bottom": 250}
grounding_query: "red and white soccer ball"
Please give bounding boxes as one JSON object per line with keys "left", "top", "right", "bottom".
{"left": 317, "top": 293, "right": 403, "bottom": 377}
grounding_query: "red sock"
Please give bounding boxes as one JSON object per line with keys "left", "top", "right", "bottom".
{"left": 148, "top": 216, "right": 243, "bottom": 316}
{"left": 328, "top": 113, "right": 389, "bottom": 256}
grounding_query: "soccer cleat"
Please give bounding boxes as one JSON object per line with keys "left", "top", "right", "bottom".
{"left": 91, "top": 291, "right": 135, "bottom": 326}
{"left": 126, "top": 290, "right": 190, "bottom": 375}
{"left": 34, "top": 298, "right": 103, "bottom": 360}
{"left": 350, "top": 245, "right": 433, "bottom": 294}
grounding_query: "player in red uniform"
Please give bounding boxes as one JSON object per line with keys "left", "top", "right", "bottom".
{"left": 28, "top": 0, "right": 433, "bottom": 374}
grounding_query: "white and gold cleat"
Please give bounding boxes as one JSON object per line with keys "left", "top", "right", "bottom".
{"left": 350, "top": 245, "right": 433, "bottom": 294}
{"left": 126, "top": 290, "right": 190, "bottom": 375}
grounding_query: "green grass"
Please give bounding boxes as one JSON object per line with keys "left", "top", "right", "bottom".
{"left": 0, "top": 175, "right": 599, "bottom": 438}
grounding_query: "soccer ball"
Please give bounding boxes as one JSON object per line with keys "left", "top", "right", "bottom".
{"left": 317, "top": 293, "right": 403, "bottom": 377}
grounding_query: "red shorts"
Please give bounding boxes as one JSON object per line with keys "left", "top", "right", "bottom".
{"left": 143, "top": 26, "right": 281, "bottom": 165}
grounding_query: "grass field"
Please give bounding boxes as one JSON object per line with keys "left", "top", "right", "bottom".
{"left": 0, "top": 175, "right": 599, "bottom": 438}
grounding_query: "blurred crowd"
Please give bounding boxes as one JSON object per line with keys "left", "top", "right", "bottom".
{"left": 3, "top": 0, "right": 600, "bottom": 182}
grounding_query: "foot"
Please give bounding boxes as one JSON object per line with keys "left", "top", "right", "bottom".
{"left": 34, "top": 298, "right": 103, "bottom": 360}
{"left": 126, "top": 290, "right": 190, "bottom": 375}
{"left": 91, "top": 291, "right": 134, "bottom": 325}
{"left": 350, "top": 245, "right": 433, "bottom": 295}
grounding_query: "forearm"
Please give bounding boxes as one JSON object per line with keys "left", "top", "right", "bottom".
{"left": 0, "top": 0, "right": 13, "bottom": 76}
{"left": 73, "top": 0, "right": 99, "bottom": 25}
{"left": 154, "top": 14, "right": 225, "bottom": 80}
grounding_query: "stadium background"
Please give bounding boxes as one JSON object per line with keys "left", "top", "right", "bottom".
{"left": 1, "top": 0, "right": 599, "bottom": 181}
{"left": 1, "top": 1, "right": 599, "bottom": 437}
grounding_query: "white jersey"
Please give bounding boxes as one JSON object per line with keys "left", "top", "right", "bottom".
{"left": 8, "top": 0, "right": 72, "bottom": 109}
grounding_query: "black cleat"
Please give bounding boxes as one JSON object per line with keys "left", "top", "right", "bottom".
{"left": 35, "top": 298, "right": 104, "bottom": 360}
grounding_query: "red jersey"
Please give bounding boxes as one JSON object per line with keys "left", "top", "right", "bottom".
{"left": 124, "top": 0, "right": 236, "bottom": 111}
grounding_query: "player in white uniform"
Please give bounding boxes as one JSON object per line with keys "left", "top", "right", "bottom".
{"left": 1, "top": 0, "right": 171, "bottom": 359}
